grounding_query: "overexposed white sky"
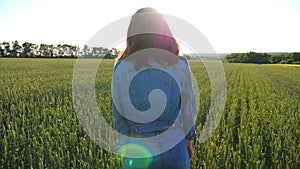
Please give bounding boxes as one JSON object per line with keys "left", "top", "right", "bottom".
{"left": 0, "top": 0, "right": 299, "bottom": 53}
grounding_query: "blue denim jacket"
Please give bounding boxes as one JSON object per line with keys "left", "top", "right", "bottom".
{"left": 112, "top": 56, "right": 196, "bottom": 140}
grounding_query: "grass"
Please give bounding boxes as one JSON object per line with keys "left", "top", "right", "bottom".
{"left": 0, "top": 58, "right": 299, "bottom": 168}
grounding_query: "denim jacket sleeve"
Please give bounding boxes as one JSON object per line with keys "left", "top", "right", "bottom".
{"left": 112, "top": 102, "right": 130, "bottom": 135}
{"left": 112, "top": 62, "right": 130, "bottom": 135}
{"left": 182, "top": 57, "right": 197, "bottom": 140}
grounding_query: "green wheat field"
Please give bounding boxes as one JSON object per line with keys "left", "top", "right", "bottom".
{"left": 0, "top": 58, "right": 299, "bottom": 168}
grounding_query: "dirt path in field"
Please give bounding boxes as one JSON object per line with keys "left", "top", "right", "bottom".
{"left": 266, "top": 64, "right": 300, "bottom": 68}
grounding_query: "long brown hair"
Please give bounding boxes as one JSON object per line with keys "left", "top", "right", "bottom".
{"left": 116, "top": 7, "right": 180, "bottom": 63}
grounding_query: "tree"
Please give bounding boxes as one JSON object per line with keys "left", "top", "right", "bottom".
{"left": 48, "top": 45, "right": 54, "bottom": 57}
{"left": 57, "top": 44, "right": 63, "bottom": 57}
{"left": 70, "top": 45, "right": 80, "bottom": 57}
{"left": 224, "top": 52, "right": 270, "bottom": 64}
{"left": 39, "top": 44, "right": 52, "bottom": 57}
{"left": 82, "top": 45, "right": 91, "bottom": 57}
{"left": 0, "top": 42, "right": 4, "bottom": 57}
{"left": 110, "top": 48, "right": 118, "bottom": 59}
{"left": 269, "top": 54, "right": 284, "bottom": 64}
{"left": 61, "top": 44, "right": 72, "bottom": 57}
{"left": 246, "top": 52, "right": 270, "bottom": 64}
{"left": 289, "top": 52, "right": 300, "bottom": 63}
{"left": 22, "top": 42, "right": 34, "bottom": 57}
{"left": 31, "top": 44, "right": 39, "bottom": 57}
{"left": 39, "top": 44, "right": 46, "bottom": 57}
{"left": 11, "top": 40, "right": 22, "bottom": 57}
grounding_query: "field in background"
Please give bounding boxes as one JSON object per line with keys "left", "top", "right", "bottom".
{"left": 266, "top": 64, "right": 300, "bottom": 68}
{"left": 0, "top": 58, "right": 299, "bottom": 168}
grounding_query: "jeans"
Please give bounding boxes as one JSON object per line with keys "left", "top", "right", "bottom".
{"left": 122, "top": 130, "right": 190, "bottom": 169}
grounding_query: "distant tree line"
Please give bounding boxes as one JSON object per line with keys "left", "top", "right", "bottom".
{"left": 0, "top": 40, "right": 118, "bottom": 59}
{"left": 224, "top": 51, "right": 300, "bottom": 64}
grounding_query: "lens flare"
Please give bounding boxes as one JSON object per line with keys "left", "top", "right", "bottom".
{"left": 117, "top": 143, "right": 153, "bottom": 168}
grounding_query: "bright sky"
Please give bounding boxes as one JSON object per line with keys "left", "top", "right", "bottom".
{"left": 0, "top": 0, "right": 299, "bottom": 53}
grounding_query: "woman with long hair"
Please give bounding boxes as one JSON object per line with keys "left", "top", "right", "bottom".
{"left": 112, "top": 7, "right": 196, "bottom": 169}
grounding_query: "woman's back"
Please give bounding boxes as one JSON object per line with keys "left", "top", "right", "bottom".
{"left": 113, "top": 51, "right": 187, "bottom": 136}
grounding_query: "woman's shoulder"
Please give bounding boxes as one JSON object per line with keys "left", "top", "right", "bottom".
{"left": 114, "top": 56, "right": 189, "bottom": 73}
{"left": 182, "top": 56, "right": 188, "bottom": 66}
{"left": 113, "top": 61, "right": 122, "bottom": 72}
{"left": 113, "top": 60, "right": 135, "bottom": 73}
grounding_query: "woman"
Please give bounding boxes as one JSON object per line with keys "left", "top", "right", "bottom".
{"left": 112, "top": 7, "right": 196, "bottom": 169}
